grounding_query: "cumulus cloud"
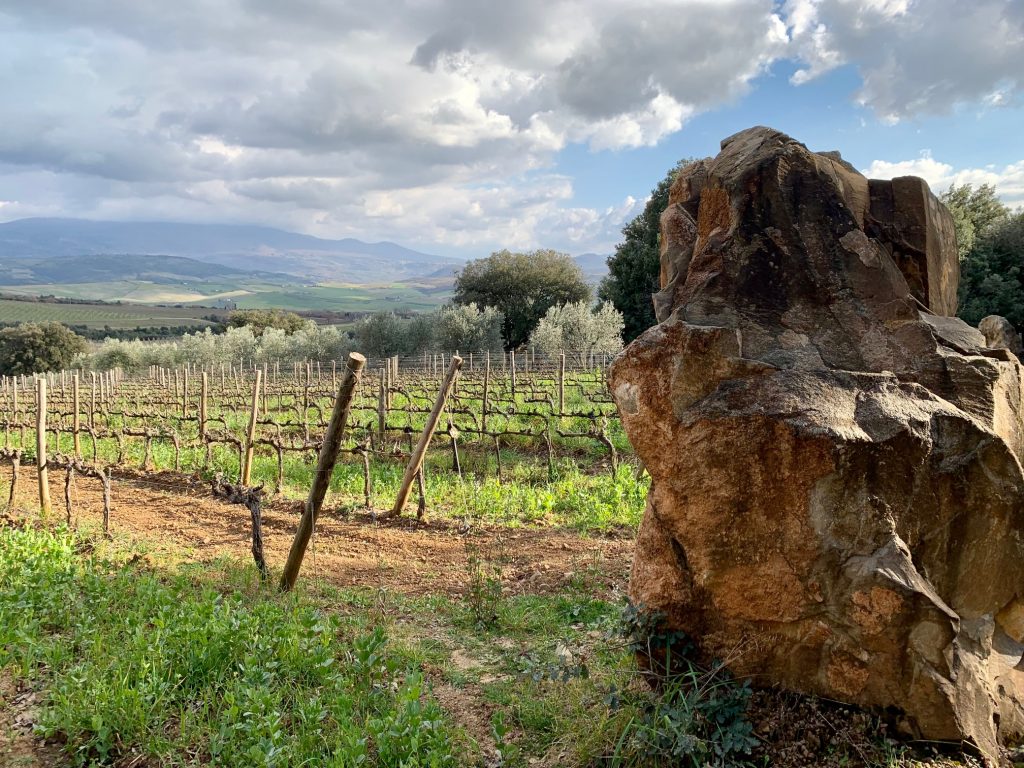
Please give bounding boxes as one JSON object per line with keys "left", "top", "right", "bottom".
{"left": 785, "top": 0, "right": 1024, "bottom": 120}
{"left": 0, "top": 0, "right": 1020, "bottom": 254}
{"left": 864, "top": 152, "right": 1024, "bottom": 207}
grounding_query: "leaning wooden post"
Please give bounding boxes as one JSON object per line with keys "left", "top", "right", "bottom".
{"left": 36, "top": 377, "right": 50, "bottom": 514}
{"left": 280, "top": 352, "right": 366, "bottom": 592}
{"left": 388, "top": 355, "right": 462, "bottom": 518}
{"left": 72, "top": 374, "right": 81, "bottom": 458}
{"left": 240, "top": 369, "right": 262, "bottom": 485}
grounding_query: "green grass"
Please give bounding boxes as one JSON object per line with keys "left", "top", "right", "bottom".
{"left": 0, "top": 525, "right": 654, "bottom": 767}
{"left": 34, "top": 428, "right": 643, "bottom": 535}
{"left": 0, "top": 526, "right": 468, "bottom": 767}
{"left": 0, "top": 299, "right": 217, "bottom": 329}
{"left": 0, "top": 526, "right": 960, "bottom": 768}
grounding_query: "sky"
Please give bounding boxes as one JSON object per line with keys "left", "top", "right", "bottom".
{"left": 0, "top": 0, "right": 1021, "bottom": 259}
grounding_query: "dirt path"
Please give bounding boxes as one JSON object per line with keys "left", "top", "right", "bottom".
{"left": 5, "top": 465, "right": 634, "bottom": 598}
{"left": 0, "top": 672, "right": 62, "bottom": 768}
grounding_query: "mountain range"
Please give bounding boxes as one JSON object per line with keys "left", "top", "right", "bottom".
{"left": 0, "top": 218, "right": 610, "bottom": 309}
{"left": 0, "top": 218, "right": 460, "bottom": 283}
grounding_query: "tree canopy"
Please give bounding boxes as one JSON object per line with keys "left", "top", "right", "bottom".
{"left": 0, "top": 322, "right": 88, "bottom": 375}
{"left": 453, "top": 249, "right": 591, "bottom": 349}
{"left": 958, "top": 211, "right": 1024, "bottom": 330}
{"left": 227, "top": 308, "right": 307, "bottom": 336}
{"left": 941, "top": 183, "right": 1008, "bottom": 259}
{"left": 598, "top": 159, "right": 692, "bottom": 342}
{"left": 940, "top": 183, "right": 1022, "bottom": 331}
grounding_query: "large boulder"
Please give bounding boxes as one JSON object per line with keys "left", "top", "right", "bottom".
{"left": 610, "top": 126, "right": 1024, "bottom": 762}
{"left": 980, "top": 315, "right": 1024, "bottom": 359}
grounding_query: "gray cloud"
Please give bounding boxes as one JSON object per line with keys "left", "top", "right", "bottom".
{"left": 786, "top": 0, "right": 1024, "bottom": 120}
{"left": 0, "top": 0, "right": 1019, "bottom": 255}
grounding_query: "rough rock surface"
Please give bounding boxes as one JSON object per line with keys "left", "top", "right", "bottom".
{"left": 611, "top": 126, "right": 1024, "bottom": 762}
{"left": 980, "top": 315, "right": 1023, "bottom": 359}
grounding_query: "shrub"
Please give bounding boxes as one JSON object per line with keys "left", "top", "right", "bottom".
{"left": 609, "top": 601, "right": 759, "bottom": 767}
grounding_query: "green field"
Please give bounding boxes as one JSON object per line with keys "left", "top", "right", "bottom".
{"left": 0, "top": 279, "right": 275, "bottom": 305}
{"left": 234, "top": 281, "right": 453, "bottom": 312}
{"left": 0, "top": 277, "right": 453, "bottom": 318}
{"left": 0, "top": 298, "right": 217, "bottom": 329}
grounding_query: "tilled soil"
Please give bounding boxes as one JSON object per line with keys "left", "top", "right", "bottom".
{"left": 4, "top": 464, "right": 634, "bottom": 598}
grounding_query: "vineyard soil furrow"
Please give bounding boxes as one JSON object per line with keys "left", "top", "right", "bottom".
{"left": 5, "top": 464, "right": 633, "bottom": 598}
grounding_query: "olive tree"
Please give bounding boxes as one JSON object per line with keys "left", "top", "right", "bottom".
{"left": 529, "top": 301, "right": 624, "bottom": 365}
{"left": 433, "top": 303, "right": 504, "bottom": 353}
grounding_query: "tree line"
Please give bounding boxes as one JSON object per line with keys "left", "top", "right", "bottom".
{"left": 1, "top": 163, "right": 1016, "bottom": 377}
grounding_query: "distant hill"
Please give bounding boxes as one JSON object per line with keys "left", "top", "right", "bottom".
{"left": 0, "top": 218, "right": 461, "bottom": 282}
{"left": 0, "top": 254, "right": 293, "bottom": 286}
{"left": 0, "top": 218, "right": 612, "bottom": 311}
{"left": 574, "top": 252, "right": 610, "bottom": 283}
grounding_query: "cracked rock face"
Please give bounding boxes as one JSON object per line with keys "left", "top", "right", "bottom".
{"left": 610, "top": 126, "right": 1024, "bottom": 761}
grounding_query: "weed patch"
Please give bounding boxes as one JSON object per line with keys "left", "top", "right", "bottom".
{"left": 0, "top": 526, "right": 466, "bottom": 767}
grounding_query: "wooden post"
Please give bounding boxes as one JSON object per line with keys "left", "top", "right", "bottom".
{"left": 73, "top": 374, "right": 81, "bottom": 458}
{"left": 64, "top": 465, "right": 74, "bottom": 526}
{"left": 558, "top": 352, "right": 565, "bottom": 414}
{"left": 389, "top": 355, "right": 462, "bottom": 518}
{"left": 280, "top": 353, "right": 366, "bottom": 592}
{"left": 10, "top": 377, "right": 17, "bottom": 449}
{"left": 200, "top": 372, "right": 208, "bottom": 437}
{"left": 240, "top": 369, "right": 262, "bottom": 485}
{"left": 101, "top": 468, "right": 111, "bottom": 534}
{"left": 510, "top": 349, "right": 517, "bottom": 398}
{"left": 262, "top": 363, "right": 269, "bottom": 414}
{"left": 36, "top": 377, "right": 50, "bottom": 514}
{"left": 482, "top": 352, "right": 490, "bottom": 433}
{"left": 90, "top": 372, "right": 97, "bottom": 429}
{"left": 182, "top": 365, "right": 189, "bottom": 417}
{"left": 377, "top": 367, "right": 387, "bottom": 443}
